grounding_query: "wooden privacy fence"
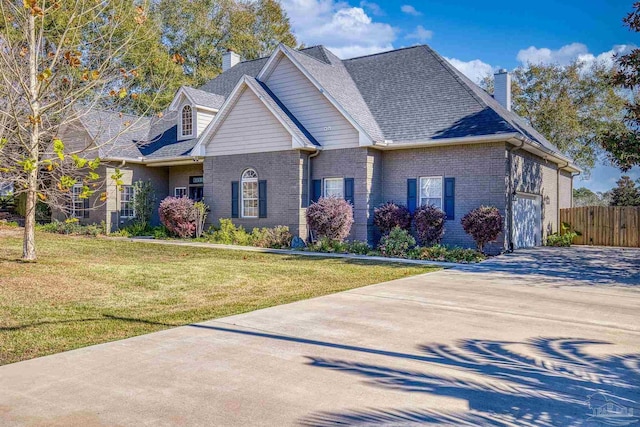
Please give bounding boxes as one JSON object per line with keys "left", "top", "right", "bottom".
{"left": 560, "top": 206, "right": 640, "bottom": 247}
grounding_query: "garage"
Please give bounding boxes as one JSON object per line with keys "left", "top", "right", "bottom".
{"left": 512, "top": 193, "right": 542, "bottom": 249}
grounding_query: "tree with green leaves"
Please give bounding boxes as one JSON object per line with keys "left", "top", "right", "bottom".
{"left": 0, "top": 0, "right": 169, "bottom": 260}
{"left": 572, "top": 187, "right": 611, "bottom": 207}
{"left": 482, "top": 61, "right": 627, "bottom": 173}
{"left": 154, "top": 0, "right": 297, "bottom": 87}
{"left": 610, "top": 175, "right": 640, "bottom": 206}
{"left": 601, "top": 2, "right": 640, "bottom": 171}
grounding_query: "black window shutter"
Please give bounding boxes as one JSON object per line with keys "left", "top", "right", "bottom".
{"left": 344, "top": 178, "right": 354, "bottom": 205}
{"left": 231, "top": 181, "right": 239, "bottom": 218}
{"left": 258, "top": 180, "right": 267, "bottom": 218}
{"left": 311, "top": 179, "right": 322, "bottom": 203}
{"left": 407, "top": 179, "right": 417, "bottom": 213}
{"left": 83, "top": 197, "right": 90, "bottom": 218}
{"left": 444, "top": 177, "right": 455, "bottom": 220}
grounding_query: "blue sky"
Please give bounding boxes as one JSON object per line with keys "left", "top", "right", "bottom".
{"left": 280, "top": 0, "right": 639, "bottom": 192}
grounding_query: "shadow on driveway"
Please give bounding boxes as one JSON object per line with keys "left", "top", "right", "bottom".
{"left": 455, "top": 246, "right": 640, "bottom": 287}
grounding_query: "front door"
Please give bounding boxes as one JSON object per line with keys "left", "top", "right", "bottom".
{"left": 189, "top": 186, "right": 203, "bottom": 201}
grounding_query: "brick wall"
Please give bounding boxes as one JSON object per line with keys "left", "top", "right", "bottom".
{"left": 204, "top": 150, "right": 307, "bottom": 237}
{"left": 381, "top": 142, "right": 509, "bottom": 251}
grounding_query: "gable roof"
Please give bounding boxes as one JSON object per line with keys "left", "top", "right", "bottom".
{"left": 170, "top": 86, "right": 226, "bottom": 111}
{"left": 76, "top": 44, "right": 575, "bottom": 169}
{"left": 194, "top": 75, "right": 319, "bottom": 155}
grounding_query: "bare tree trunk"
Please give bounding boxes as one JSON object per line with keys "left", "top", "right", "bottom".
{"left": 23, "top": 13, "right": 39, "bottom": 261}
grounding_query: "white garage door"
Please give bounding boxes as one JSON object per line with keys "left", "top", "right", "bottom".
{"left": 512, "top": 193, "right": 541, "bottom": 249}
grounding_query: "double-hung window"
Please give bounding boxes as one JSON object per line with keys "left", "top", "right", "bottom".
{"left": 419, "top": 176, "right": 443, "bottom": 209}
{"left": 71, "top": 184, "right": 85, "bottom": 217}
{"left": 120, "top": 185, "right": 135, "bottom": 218}
{"left": 241, "top": 169, "right": 258, "bottom": 218}
{"left": 175, "top": 187, "right": 187, "bottom": 198}
{"left": 324, "top": 178, "right": 344, "bottom": 198}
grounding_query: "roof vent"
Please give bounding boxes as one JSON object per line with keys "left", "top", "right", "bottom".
{"left": 494, "top": 69, "right": 511, "bottom": 111}
{"left": 222, "top": 50, "right": 240, "bottom": 72}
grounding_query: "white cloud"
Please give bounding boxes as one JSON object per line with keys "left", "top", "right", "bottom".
{"left": 406, "top": 25, "right": 433, "bottom": 42}
{"left": 281, "top": 0, "right": 396, "bottom": 59}
{"left": 445, "top": 57, "right": 497, "bottom": 83}
{"left": 400, "top": 4, "right": 422, "bottom": 16}
{"left": 359, "top": 1, "right": 384, "bottom": 16}
{"left": 516, "top": 43, "right": 635, "bottom": 68}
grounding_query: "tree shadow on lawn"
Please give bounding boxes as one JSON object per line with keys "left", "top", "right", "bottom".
{"left": 0, "top": 314, "right": 177, "bottom": 331}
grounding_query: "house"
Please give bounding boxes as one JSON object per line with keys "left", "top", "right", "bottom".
{"left": 59, "top": 44, "right": 579, "bottom": 251}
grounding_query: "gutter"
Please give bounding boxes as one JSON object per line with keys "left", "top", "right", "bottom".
{"left": 557, "top": 161, "right": 570, "bottom": 231}
{"left": 101, "top": 156, "right": 204, "bottom": 166}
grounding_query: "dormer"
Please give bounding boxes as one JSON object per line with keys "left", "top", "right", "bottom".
{"left": 169, "top": 86, "right": 226, "bottom": 139}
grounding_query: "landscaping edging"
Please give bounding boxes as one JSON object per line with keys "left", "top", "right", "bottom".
{"left": 117, "top": 237, "right": 479, "bottom": 267}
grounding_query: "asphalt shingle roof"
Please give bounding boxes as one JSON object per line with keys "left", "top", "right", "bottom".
{"left": 81, "top": 44, "right": 567, "bottom": 162}
{"left": 181, "top": 86, "right": 225, "bottom": 110}
{"left": 78, "top": 110, "right": 149, "bottom": 159}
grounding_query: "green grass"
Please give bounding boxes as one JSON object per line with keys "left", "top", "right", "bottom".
{"left": 0, "top": 227, "right": 436, "bottom": 365}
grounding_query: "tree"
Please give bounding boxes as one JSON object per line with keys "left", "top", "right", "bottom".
{"left": 0, "top": 0, "right": 167, "bottom": 260}
{"left": 610, "top": 176, "right": 640, "bottom": 206}
{"left": 482, "top": 61, "right": 627, "bottom": 173}
{"left": 600, "top": 2, "right": 640, "bottom": 171}
{"left": 132, "top": 180, "right": 156, "bottom": 228}
{"left": 154, "top": 0, "right": 297, "bottom": 87}
{"left": 572, "top": 187, "right": 611, "bottom": 207}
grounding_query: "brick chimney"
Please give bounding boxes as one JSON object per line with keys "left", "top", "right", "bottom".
{"left": 222, "top": 50, "right": 240, "bottom": 72}
{"left": 494, "top": 69, "right": 511, "bottom": 111}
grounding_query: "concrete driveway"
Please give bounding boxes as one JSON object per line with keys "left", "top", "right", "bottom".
{"left": 1, "top": 247, "right": 639, "bottom": 426}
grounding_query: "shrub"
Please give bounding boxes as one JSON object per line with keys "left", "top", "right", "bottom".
{"left": 409, "top": 244, "right": 485, "bottom": 263}
{"left": 250, "top": 225, "right": 293, "bottom": 249}
{"left": 373, "top": 202, "right": 412, "bottom": 234}
{"left": 0, "top": 220, "right": 19, "bottom": 227}
{"left": 306, "top": 197, "right": 354, "bottom": 242}
{"left": 345, "top": 240, "right": 371, "bottom": 255}
{"left": 378, "top": 226, "right": 416, "bottom": 258}
{"left": 153, "top": 226, "right": 169, "bottom": 239}
{"left": 159, "top": 197, "right": 196, "bottom": 238}
{"left": 308, "top": 237, "right": 348, "bottom": 253}
{"left": 36, "top": 219, "right": 105, "bottom": 236}
{"left": 132, "top": 180, "right": 156, "bottom": 227}
{"left": 209, "top": 218, "right": 252, "bottom": 245}
{"left": 413, "top": 205, "right": 446, "bottom": 246}
{"left": 461, "top": 206, "right": 503, "bottom": 253}
{"left": 546, "top": 222, "right": 578, "bottom": 247}
{"left": 124, "top": 221, "right": 151, "bottom": 237}
{"left": 193, "top": 201, "right": 208, "bottom": 238}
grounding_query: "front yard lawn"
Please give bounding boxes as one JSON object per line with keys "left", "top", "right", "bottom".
{"left": 0, "top": 227, "right": 436, "bottom": 365}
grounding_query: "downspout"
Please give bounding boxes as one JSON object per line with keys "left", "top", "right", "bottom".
{"left": 115, "top": 160, "right": 126, "bottom": 233}
{"left": 557, "top": 161, "right": 569, "bottom": 233}
{"left": 507, "top": 141, "right": 525, "bottom": 252}
{"left": 306, "top": 147, "right": 321, "bottom": 241}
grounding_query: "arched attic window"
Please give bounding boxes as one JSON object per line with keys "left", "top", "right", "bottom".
{"left": 241, "top": 169, "right": 258, "bottom": 218}
{"left": 181, "top": 105, "right": 193, "bottom": 137}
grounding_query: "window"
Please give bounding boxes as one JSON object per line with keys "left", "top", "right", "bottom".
{"left": 324, "top": 178, "right": 344, "bottom": 198}
{"left": 71, "top": 184, "right": 85, "bottom": 217}
{"left": 175, "top": 187, "right": 187, "bottom": 198}
{"left": 241, "top": 169, "right": 258, "bottom": 218}
{"left": 120, "top": 185, "right": 135, "bottom": 218}
{"left": 181, "top": 105, "right": 193, "bottom": 137}
{"left": 419, "top": 176, "right": 443, "bottom": 209}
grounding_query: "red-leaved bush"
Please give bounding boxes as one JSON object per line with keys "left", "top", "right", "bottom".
{"left": 159, "top": 196, "right": 196, "bottom": 238}
{"left": 373, "top": 202, "right": 412, "bottom": 234}
{"left": 306, "top": 197, "right": 354, "bottom": 242}
{"left": 413, "top": 204, "right": 446, "bottom": 246}
{"left": 461, "top": 206, "right": 503, "bottom": 253}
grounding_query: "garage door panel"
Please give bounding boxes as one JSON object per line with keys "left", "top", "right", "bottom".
{"left": 513, "top": 194, "right": 541, "bottom": 249}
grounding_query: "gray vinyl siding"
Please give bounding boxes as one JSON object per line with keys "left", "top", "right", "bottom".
{"left": 264, "top": 56, "right": 359, "bottom": 149}
{"left": 196, "top": 108, "right": 216, "bottom": 137}
{"left": 205, "top": 88, "right": 292, "bottom": 156}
